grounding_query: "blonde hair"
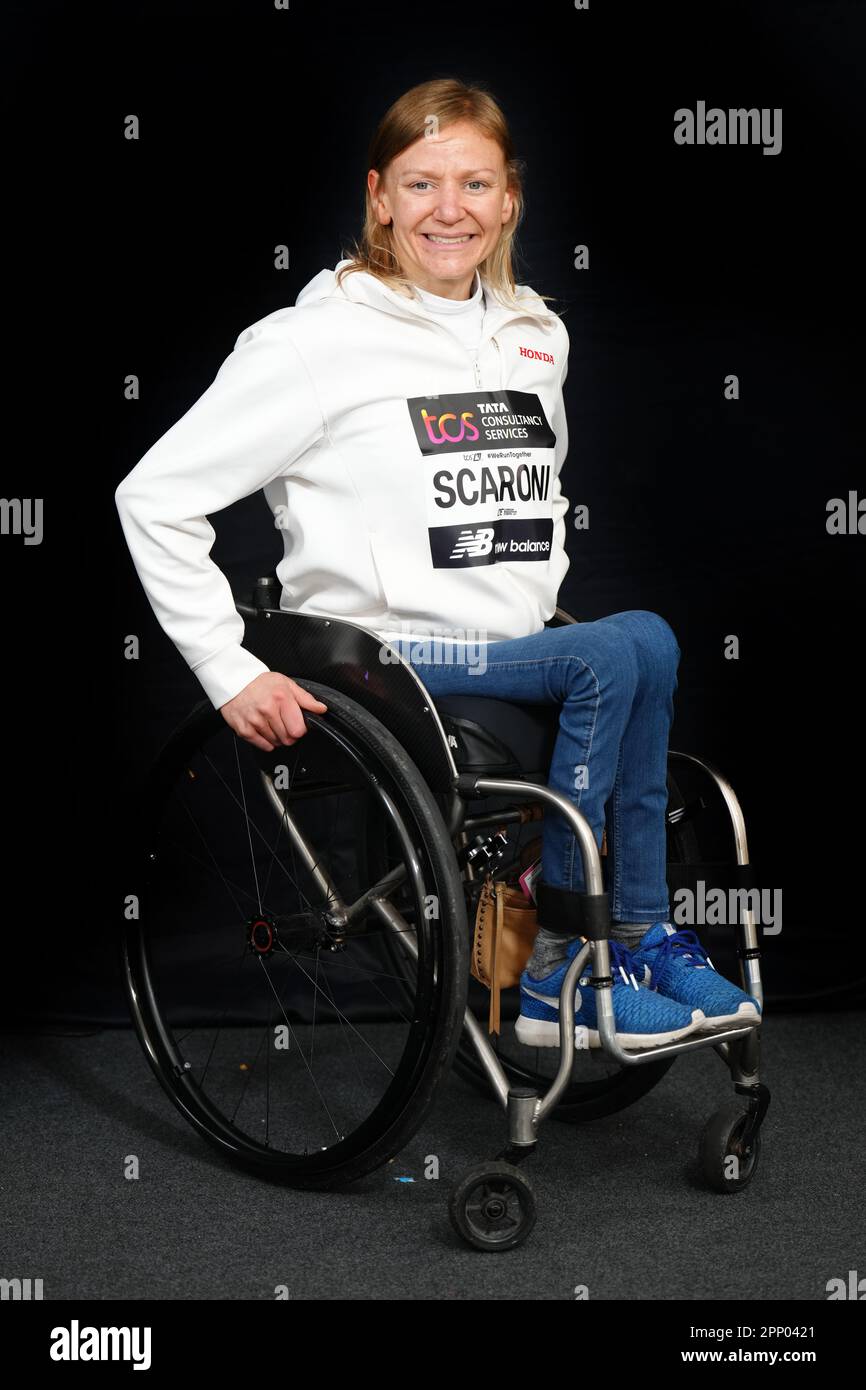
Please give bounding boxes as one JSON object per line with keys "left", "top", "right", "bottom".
{"left": 336, "top": 77, "right": 556, "bottom": 313}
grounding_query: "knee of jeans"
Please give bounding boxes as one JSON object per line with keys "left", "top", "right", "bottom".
{"left": 629, "top": 610, "right": 681, "bottom": 670}
{"left": 591, "top": 635, "right": 641, "bottom": 702}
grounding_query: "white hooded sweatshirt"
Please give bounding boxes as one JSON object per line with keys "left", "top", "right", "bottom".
{"left": 114, "top": 259, "right": 571, "bottom": 709}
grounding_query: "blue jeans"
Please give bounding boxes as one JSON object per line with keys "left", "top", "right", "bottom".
{"left": 393, "top": 610, "right": 680, "bottom": 923}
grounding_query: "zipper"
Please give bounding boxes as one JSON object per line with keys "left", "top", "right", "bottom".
{"left": 475, "top": 338, "right": 503, "bottom": 390}
{"left": 416, "top": 315, "right": 507, "bottom": 390}
{"left": 492, "top": 336, "right": 503, "bottom": 390}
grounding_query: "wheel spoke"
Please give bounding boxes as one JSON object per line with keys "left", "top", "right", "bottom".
{"left": 254, "top": 954, "right": 343, "bottom": 1142}
{"left": 276, "top": 943, "right": 397, "bottom": 1077}
{"left": 128, "top": 696, "right": 461, "bottom": 1178}
{"left": 199, "top": 745, "right": 343, "bottom": 921}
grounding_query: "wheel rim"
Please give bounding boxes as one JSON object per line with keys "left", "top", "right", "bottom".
{"left": 728, "top": 1115, "right": 760, "bottom": 1178}
{"left": 126, "top": 704, "right": 451, "bottom": 1175}
{"left": 463, "top": 1178, "right": 528, "bottom": 1244}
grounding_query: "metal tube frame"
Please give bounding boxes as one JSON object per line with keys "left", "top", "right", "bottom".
{"left": 667, "top": 750, "right": 763, "bottom": 1084}
{"left": 449, "top": 777, "right": 762, "bottom": 1141}
{"left": 261, "top": 736, "right": 764, "bottom": 1148}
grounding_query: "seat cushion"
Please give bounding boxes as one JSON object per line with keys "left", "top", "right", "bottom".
{"left": 433, "top": 695, "right": 560, "bottom": 777}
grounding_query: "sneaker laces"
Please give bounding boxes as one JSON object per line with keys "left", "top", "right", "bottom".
{"left": 608, "top": 939, "right": 642, "bottom": 992}
{"left": 646, "top": 928, "right": 714, "bottom": 989}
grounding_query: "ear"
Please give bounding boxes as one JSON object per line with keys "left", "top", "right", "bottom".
{"left": 368, "top": 169, "right": 391, "bottom": 226}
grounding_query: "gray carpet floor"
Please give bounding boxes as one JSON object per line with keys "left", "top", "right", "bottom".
{"left": 1, "top": 1012, "right": 863, "bottom": 1301}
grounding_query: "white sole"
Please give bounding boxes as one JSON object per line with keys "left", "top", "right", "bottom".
{"left": 694, "top": 1002, "right": 762, "bottom": 1030}
{"left": 514, "top": 1009, "right": 706, "bottom": 1051}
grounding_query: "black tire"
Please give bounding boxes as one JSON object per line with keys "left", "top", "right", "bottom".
{"left": 449, "top": 1162, "right": 537, "bottom": 1251}
{"left": 122, "top": 681, "right": 468, "bottom": 1190}
{"left": 447, "top": 767, "right": 700, "bottom": 1121}
{"left": 699, "top": 1101, "right": 762, "bottom": 1193}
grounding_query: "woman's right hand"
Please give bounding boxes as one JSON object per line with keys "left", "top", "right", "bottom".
{"left": 219, "top": 672, "right": 328, "bottom": 751}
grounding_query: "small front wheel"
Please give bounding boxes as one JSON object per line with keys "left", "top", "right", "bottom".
{"left": 699, "top": 1101, "right": 762, "bottom": 1193}
{"left": 449, "top": 1162, "right": 537, "bottom": 1251}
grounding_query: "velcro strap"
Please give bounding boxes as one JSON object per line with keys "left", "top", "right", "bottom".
{"left": 535, "top": 880, "right": 610, "bottom": 940}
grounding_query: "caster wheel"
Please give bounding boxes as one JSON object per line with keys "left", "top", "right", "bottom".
{"left": 449, "top": 1162, "right": 537, "bottom": 1251}
{"left": 699, "top": 1101, "right": 762, "bottom": 1193}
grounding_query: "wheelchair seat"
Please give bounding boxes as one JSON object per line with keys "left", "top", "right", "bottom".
{"left": 432, "top": 695, "right": 559, "bottom": 781}
{"left": 236, "top": 586, "right": 566, "bottom": 792}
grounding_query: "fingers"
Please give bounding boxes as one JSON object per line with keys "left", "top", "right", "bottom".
{"left": 255, "top": 694, "right": 321, "bottom": 749}
{"left": 292, "top": 684, "right": 329, "bottom": 713}
{"left": 269, "top": 683, "right": 328, "bottom": 745}
{"left": 267, "top": 700, "right": 300, "bottom": 748}
{"left": 220, "top": 707, "right": 280, "bottom": 752}
{"left": 226, "top": 716, "right": 277, "bottom": 753}
{"left": 246, "top": 728, "right": 278, "bottom": 753}
{"left": 219, "top": 677, "right": 329, "bottom": 753}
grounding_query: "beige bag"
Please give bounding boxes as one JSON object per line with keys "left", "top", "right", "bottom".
{"left": 469, "top": 829, "right": 607, "bottom": 1036}
{"left": 471, "top": 874, "right": 539, "bottom": 1036}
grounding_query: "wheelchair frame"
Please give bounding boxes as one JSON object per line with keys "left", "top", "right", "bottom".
{"left": 237, "top": 582, "right": 769, "bottom": 1209}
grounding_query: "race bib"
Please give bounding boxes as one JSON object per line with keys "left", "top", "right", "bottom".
{"left": 405, "top": 390, "right": 557, "bottom": 568}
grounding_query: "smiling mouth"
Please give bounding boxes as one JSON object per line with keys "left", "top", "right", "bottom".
{"left": 421, "top": 233, "right": 476, "bottom": 245}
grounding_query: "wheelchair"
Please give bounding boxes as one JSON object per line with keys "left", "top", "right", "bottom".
{"left": 123, "top": 577, "right": 770, "bottom": 1251}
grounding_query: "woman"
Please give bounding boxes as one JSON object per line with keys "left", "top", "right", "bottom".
{"left": 115, "top": 77, "right": 761, "bottom": 1051}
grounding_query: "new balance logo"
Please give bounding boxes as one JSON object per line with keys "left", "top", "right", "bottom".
{"left": 449, "top": 527, "right": 494, "bottom": 559}
{"left": 519, "top": 346, "right": 555, "bottom": 364}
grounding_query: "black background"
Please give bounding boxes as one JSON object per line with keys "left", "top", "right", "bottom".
{"left": 3, "top": 0, "right": 864, "bottom": 1022}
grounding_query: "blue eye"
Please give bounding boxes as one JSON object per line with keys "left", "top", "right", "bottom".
{"left": 409, "top": 180, "right": 489, "bottom": 192}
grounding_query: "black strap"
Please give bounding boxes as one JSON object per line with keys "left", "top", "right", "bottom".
{"left": 535, "top": 880, "right": 610, "bottom": 940}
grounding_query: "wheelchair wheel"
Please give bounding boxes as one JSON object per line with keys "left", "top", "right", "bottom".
{"left": 446, "top": 768, "right": 701, "bottom": 1121}
{"left": 699, "top": 1102, "right": 762, "bottom": 1193}
{"left": 449, "top": 1162, "right": 537, "bottom": 1252}
{"left": 122, "top": 681, "right": 468, "bottom": 1190}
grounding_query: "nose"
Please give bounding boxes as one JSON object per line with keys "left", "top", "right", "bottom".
{"left": 431, "top": 180, "right": 468, "bottom": 223}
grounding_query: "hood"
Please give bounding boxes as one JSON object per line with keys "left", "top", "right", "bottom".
{"left": 294, "top": 258, "right": 561, "bottom": 340}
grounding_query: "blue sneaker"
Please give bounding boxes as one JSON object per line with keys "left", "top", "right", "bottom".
{"left": 515, "top": 937, "right": 706, "bottom": 1050}
{"left": 630, "top": 924, "right": 762, "bottom": 1028}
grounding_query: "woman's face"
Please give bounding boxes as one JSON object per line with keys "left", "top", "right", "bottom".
{"left": 368, "top": 118, "right": 515, "bottom": 299}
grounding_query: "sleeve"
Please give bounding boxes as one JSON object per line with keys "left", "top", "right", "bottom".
{"left": 547, "top": 320, "right": 571, "bottom": 600}
{"left": 114, "top": 320, "right": 327, "bottom": 710}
